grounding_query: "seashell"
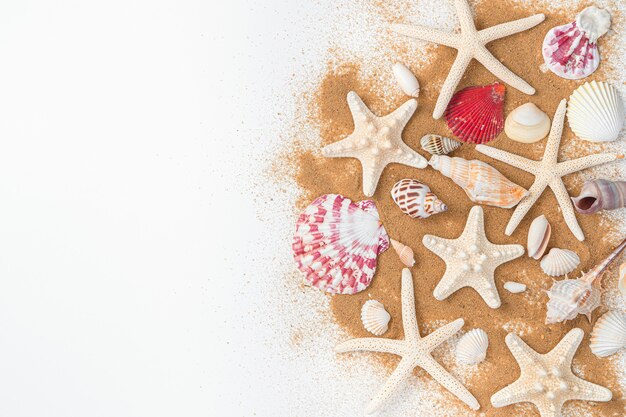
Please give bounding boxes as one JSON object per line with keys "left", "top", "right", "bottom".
{"left": 392, "top": 63, "right": 420, "bottom": 98}
{"left": 456, "top": 329, "right": 489, "bottom": 365}
{"left": 292, "top": 194, "right": 390, "bottom": 295}
{"left": 567, "top": 81, "right": 624, "bottom": 142}
{"left": 420, "top": 134, "right": 462, "bottom": 156}
{"left": 571, "top": 179, "right": 626, "bottom": 214}
{"left": 527, "top": 215, "right": 551, "bottom": 260}
{"left": 391, "top": 179, "right": 447, "bottom": 219}
{"left": 390, "top": 238, "right": 415, "bottom": 267}
{"left": 590, "top": 310, "right": 626, "bottom": 358}
{"left": 445, "top": 83, "right": 505, "bottom": 144}
{"left": 504, "top": 281, "right": 527, "bottom": 294}
{"left": 504, "top": 103, "right": 551, "bottom": 143}
{"left": 619, "top": 263, "right": 626, "bottom": 298}
{"left": 540, "top": 248, "right": 580, "bottom": 277}
{"left": 428, "top": 155, "right": 528, "bottom": 209}
{"left": 361, "top": 300, "right": 391, "bottom": 336}
{"left": 546, "top": 237, "right": 626, "bottom": 324}
{"left": 542, "top": 7, "right": 611, "bottom": 80}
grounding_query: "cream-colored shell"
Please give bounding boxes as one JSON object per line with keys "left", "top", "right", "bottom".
{"left": 619, "top": 263, "right": 626, "bottom": 298}
{"left": 392, "top": 63, "right": 420, "bottom": 98}
{"left": 505, "top": 103, "right": 551, "bottom": 143}
{"left": 504, "top": 281, "right": 527, "bottom": 293}
{"left": 456, "top": 329, "right": 488, "bottom": 365}
{"left": 567, "top": 81, "right": 624, "bottom": 143}
{"left": 541, "top": 248, "right": 580, "bottom": 276}
{"left": 390, "top": 238, "right": 415, "bottom": 267}
{"left": 527, "top": 215, "right": 551, "bottom": 260}
{"left": 577, "top": 6, "right": 611, "bottom": 43}
{"left": 361, "top": 300, "right": 391, "bottom": 336}
{"left": 590, "top": 310, "right": 626, "bottom": 358}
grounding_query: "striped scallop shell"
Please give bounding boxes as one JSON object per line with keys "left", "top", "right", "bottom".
{"left": 540, "top": 248, "right": 580, "bottom": 277}
{"left": 456, "top": 329, "right": 489, "bottom": 365}
{"left": 590, "top": 310, "right": 626, "bottom": 357}
{"left": 391, "top": 179, "right": 447, "bottom": 219}
{"left": 361, "top": 300, "right": 391, "bottom": 336}
{"left": 420, "top": 134, "right": 462, "bottom": 156}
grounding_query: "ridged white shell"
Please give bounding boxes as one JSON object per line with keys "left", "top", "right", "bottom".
{"left": 527, "top": 215, "right": 551, "bottom": 260}
{"left": 392, "top": 63, "right": 420, "bottom": 98}
{"left": 590, "top": 310, "right": 626, "bottom": 358}
{"left": 504, "top": 103, "right": 551, "bottom": 143}
{"left": 540, "top": 248, "right": 580, "bottom": 277}
{"left": 456, "top": 329, "right": 488, "bottom": 365}
{"left": 567, "top": 81, "right": 625, "bottom": 142}
{"left": 619, "top": 263, "right": 626, "bottom": 298}
{"left": 361, "top": 300, "right": 391, "bottom": 336}
{"left": 504, "top": 281, "right": 527, "bottom": 293}
{"left": 546, "top": 279, "right": 600, "bottom": 324}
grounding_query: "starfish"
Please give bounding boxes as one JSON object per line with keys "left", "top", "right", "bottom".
{"left": 391, "top": 0, "right": 544, "bottom": 119}
{"left": 492, "top": 329, "right": 612, "bottom": 417}
{"left": 476, "top": 99, "right": 623, "bottom": 241}
{"left": 422, "top": 206, "right": 524, "bottom": 309}
{"left": 335, "top": 268, "right": 479, "bottom": 414}
{"left": 321, "top": 91, "right": 427, "bottom": 197}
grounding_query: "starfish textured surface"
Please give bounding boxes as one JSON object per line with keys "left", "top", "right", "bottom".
{"left": 391, "top": 0, "right": 544, "bottom": 119}
{"left": 321, "top": 91, "right": 427, "bottom": 197}
{"left": 492, "top": 329, "right": 612, "bottom": 417}
{"left": 422, "top": 206, "right": 524, "bottom": 309}
{"left": 335, "top": 268, "right": 479, "bottom": 414}
{"left": 476, "top": 99, "right": 623, "bottom": 241}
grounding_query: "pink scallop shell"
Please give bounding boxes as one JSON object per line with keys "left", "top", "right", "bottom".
{"left": 542, "top": 21, "right": 600, "bottom": 80}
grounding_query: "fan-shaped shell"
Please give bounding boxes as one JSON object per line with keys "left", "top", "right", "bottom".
{"left": 392, "top": 63, "right": 420, "bottom": 97}
{"left": 567, "top": 81, "right": 624, "bottom": 142}
{"left": 540, "top": 248, "right": 580, "bottom": 277}
{"left": 292, "top": 194, "right": 390, "bottom": 295}
{"left": 361, "top": 300, "right": 391, "bottom": 336}
{"left": 590, "top": 310, "right": 626, "bottom": 357}
{"left": 456, "top": 329, "right": 489, "bottom": 365}
{"left": 391, "top": 179, "right": 447, "bottom": 219}
{"left": 420, "top": 134, "right": 462, "bottom": 156}
{"left": 428, "top": 155, "right": 528, "bottom": 209}
{"left": 546, "top": 278, "right": 600, "bottom": 324}
{"left": 390, "top": 238, "right": 415, "bottom": 267}
{"left": 571, "top": 179, "right": 626, "bottom": 214}
{"left": 445, "top": 83, "right": 505, "bottom": 144}
{"left": 527, "top": 215, "right": 551, "bottom": 260}
{"left": 504, "top": 103, "right": 551, "bottom": 143}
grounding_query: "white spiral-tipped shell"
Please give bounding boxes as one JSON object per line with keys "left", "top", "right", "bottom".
{"left": 527, "top": 215, "right": 551, "bottom": 260}
{"left": 420, "top": 134, "right": 462, "bottom": 156}
{"left": 361, "top": 300, "right": 391, "bottom": 336}
{"left": 392, "top": 63, "right": 420, "bottom": 97}
{"left": 390, "top": 238, "right": 415, "bottom": 267}
{"left": 546, "top": 279, "right": 600, "bottom": 324}
{"left": 590, "top": 310, "right": 626, "bottom": 358}
{"left": 456, "top": 329, "right": 488, "bottom": 365}
{"left": 504, "top": 281, "right": 527, "bottom": 293}
{"left": 567, "top": 81, "right": 624, "bottom": 142}
{"left": 540, "top": 248, "right": 580, "bottom": 276}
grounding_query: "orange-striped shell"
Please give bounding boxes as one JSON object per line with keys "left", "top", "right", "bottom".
{"left": 391, "top": 179, "right": 447, "bottom": 219}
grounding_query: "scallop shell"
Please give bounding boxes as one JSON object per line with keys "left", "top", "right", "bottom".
{"left": 456, "top": 329, "right": 489, "bottom": 365}
{"left": 445, "top": 83, "right": 505, "bottom": 144}
{"left": 504, "top": 103, "right": 551, "bottom": 143}
{"left": 619, "top": 263, "right": 626, "bottom": 298}
{"left": 428, "top": 155, "right": 528, "bottom": 209}
{"left": 390, "top": 238, "right": 415, "bottom": 267}
{"left": 590, "top": 310, "right": 626, "bottom": 358}
{"left": 361, "top": 300, "right": 391, "bottom": 336}
{"left": 391, "top": 179, "right": 448, "bottom": 219}
{"left": 571, "top": 179, "right": 626, "bottom": 214}
{"left": 292, "top": 194, "right": 390, "bottom": 294}
{"left": 504, "top": 281, "right": 527, "bottom": 293}
{"left": 420, "top": 134, "right": 462, "bottom": 156}
{"left": 527, "top": 215, "right": 551, "bottom": 260}
{"left": 567, "top": 81, "right": 624, "bottom": 142}
{"left": 392, "top": 63, "right": 420, "bottom": 98}
{"left": 540, "top": 248, "right": 580, "bottom": 277}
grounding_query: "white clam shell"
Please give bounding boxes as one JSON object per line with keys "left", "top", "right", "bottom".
{"left": 505, "top": 103, "right": 551, "bottom": 143}
{"left": 392, "top": 63, "right": 420, "bottom": 98}
{"left": 504, "top": 281, "right": 527, "bottom": 294}
{"left": 540, "top": 248, "right": 580, "bottom": 277}
{"left": 527, "top": 215, "right": 551, "bottom": 260}
{"left": 577, "top": 6, "right": 611, "bottom": 43}
{"left": 567, "top": 81, "right": 625, "bottom": 142}
{"left": 619, "top": 263, "right": 626, "bottom": 298}
{"left": 361, "top": 300, "right": 391, "bottom": 336}
{"left": 456, "top": 329, "right": 488, "bottom": 365}
{"left": 590, "top": 310, "right": 626, "bottom": 358}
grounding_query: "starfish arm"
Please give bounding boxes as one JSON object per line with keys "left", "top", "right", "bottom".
{"left": 504, "top": 179, "right": 547, "bottom": 236}
{"left": 432, "top": 269, "right": 465, "bottom": 301}
{"left": 473, "top": 46, "right": 535, "bottom": 94}
{"left": 453, "top": 0, "right": 478, "bottom": 35}
{"left": 490, "top": 380, "right": 530, "bottom": 407}
{"left": 535, "top": 401, "right": 561, "bottom": 417}
{"left": 390, "top": 24, "right": 461, "bottom": 48}
{"left": 495, "top": 244, "right": 526, "bottom": 262}
{"left": 549, "top": 179, "right": 584, "bottom": 241}
{"left": 321, "top": 135, "right": 358, "bottom": 158}
{"left": 361, "top": 158, "right": 386, "bottom": 197}
{"left": 556, "top": 153, "right": 624, "bottom": 176}
{"left": 504, "top": 333, "right": 540, "bottom": 366}
{"left": 550, "top": 328, "right": 583, "bottom": 365}
{"left": 346, "top": 91, "right": 375, "bottom": 120}
{"left": 570, "top": 377, "right": 612, "bottom": 402}
{"left": 421, "top": 318, "right": 464, "bottom": 352}
{"left": 419, "top": 356, "right": 480, "bottom": 410}
{"left": 365, "top": 357, "right": 416, "bottom": 414}
{"left": 433, "top": 50, "right": 473, "bottom": 119}
{"left": 475, "top": 144, "right": 538, "bottom": 173}
{"left": 387, "top": 98, "right": 417, "bottom": 127}
{"left": 401, "top": 268, "right": 420, "bottom": 344}
{"left": 478, "top": 14, "right": 545, "bottom": 44}
{"left": 543, "top": 99, "right": 567, "bottom": 163}
{"left": 335, "top": 338, "right": 405, "bottom": 356}
{"left": 461, "top": 205, "right": 484, "bottom": 239}
{"left": 393, "top": 143, "right": 429, "bottom": 169}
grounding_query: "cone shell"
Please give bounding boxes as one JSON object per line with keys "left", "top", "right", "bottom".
{"left": 420, "top": 134, "right": 462, "bottom": 156}
{"left": 445, "top": 83, "right": 505, "bottom": 144}
{"left": 428, "top": 155, "right": 528, "bottom": 209}
{"left": 527, "top": 215, "right": 551, "bottom": 259}
{"left": 361, "top": 300, "right": 391, "bottom": 336}
{"left": 619, "top": 263, "right": 626, "bottom": 298}
{"left": 546, "top": 278, "right": 600, "bottom": 324}
{"left": 292, "top": 194, "right": 390, "bottom": 295}
{"left": 392, "top": 63, "right": 420, "bottom": 98}
{"left": 504, "top": 281, "right": 527, "bottom": 293}
{"left": 567, "top": 81, "right": 624, "bottom": 142}
{"left": 390, "top": 238, "right": 415, "bottom": 267}
{"left": 540, "top": 248, "right": 580, "bottom": 277}
{"left": 391, "top": 179, "right": 448, "bottom": 219}
{"left": 504, "top": 103, "right": 551, "bottom": 143}
{"left": 571, "top": 179, "right": 626, "bottom": 214}
{"left": 456, "top": 329, "right": 488, "bottom": 365}
{"left": 590, "top": 310, "right": 626, "bottom": 358}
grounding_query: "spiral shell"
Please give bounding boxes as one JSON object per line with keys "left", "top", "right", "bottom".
{"left": 456, "top": 329, "right": 489, "bottom": 365}
{"left": 567, "top": 81, "right": 624, "bottom": 142}
{"left": 390, "top": 238, "right": 415, "bottom": 267}
{"left": 571, "top": 179, "right": 626, "bottom": 214}
{"left": 527, "top": 215, "right": 551, "bottom": 260}
{"left": 361, "top": 300, "right": 391, "bottom": 336}
{"left": 420, "top": 134, "right": 462, "bottom": 156}
{"left": 540, "top": 248, "right": 580, "bottom": 277}
{"left": 590, "top": 310, "right": 626, "bottom": 358}
{"left": 391, "top": 179, "right": 448, "bottom": 219}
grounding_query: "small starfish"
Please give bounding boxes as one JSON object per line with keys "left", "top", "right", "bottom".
{"left": 423, "top": 206, "right": 524, "bottom": 309}
{"left": 492, "top": 329, "right": 612, "bottom": 417}
{"left": 321, "top": 91, "right": 427, "bottom": 197}
{"left": 477, "top": 99, "right": 623, "bottom": 241}
{"left": 335, "top": 268, "right": 479, "bottom": 414}
{"left": 391, "top": 0, "right": 544, "bottom": 119}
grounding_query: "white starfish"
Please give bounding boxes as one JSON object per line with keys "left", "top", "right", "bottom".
{"left": 335, "top": 268, "right": 479, "bottom": 414}
{"left": 321, "top": 91, "right": 427, "bottom": 197}
{"left": 476, "top": 99, "right": 623, "bottom": 241}
{"left": 492, "top": 329, "right": 612, "bottom": 417}
{"left": 391, "top": 0, "right": 544, "bottom": 119}
{"left": 423, "top": 206, "right": 524, "bottom": 309}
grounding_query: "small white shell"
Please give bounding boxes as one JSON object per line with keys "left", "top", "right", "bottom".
{"left": 361, "top": 300, "right": 391, "bottom": 336}
{"left": 527, "top": 215, "right": 551, "bottom": 260}
{"left": 577, "top": 6, "right": 611, "bottom": 43}
{"left": 590, "top": 310, "right": 626, "bottom": 358}
{"left": 504, "top": 281, "right": 527, "bottom": 293}
{"left": 456, "top": 329, "right": 488, "bottom": 365}
{"left": 567, "top": 81, "right": 624, "bottom": 143}
{"left": 392, "top": 63, "right": 420, "bottom": 98}
{"left": 540, "top": 248, "right": 580, "bottom": 277}
{"left": 504, "top": 103, "right": 551, "bottom": 143}
{"left": 619, "top": 263, "right": 626, "bottom": 298}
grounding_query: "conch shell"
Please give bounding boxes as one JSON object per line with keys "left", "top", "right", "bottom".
{"left": 571, "top": 179, "right": 626, "bottom": 214}
{"left": 390, "top": 238, "right": 415, "bottom": 267}
{"left": 428, "top": 155, "right": 528, "bottom": 209}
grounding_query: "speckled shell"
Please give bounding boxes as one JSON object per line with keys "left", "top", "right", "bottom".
{"left": 428, "top": 155, "right": 528, "bottom": 209}
{"left": 456, "top": 329, "right": 489, "bottom": 365}
{"left": 391, "top": 179, "right": 448, "bottom": 219}
{"left": 392, "top": 63, "right": 420, "bottom": 97}
{"left": 504, "top": 103, "right": 551, "bottom": 143}
{"left": 571, "top": 179, "right": 626, "bottom": 214}
{"left": 420, "top": 134, "right": 462, "bottom": 156}
{"left": 527, "top": 215, "right": 551, "bottom": 260}
{"left": 292, "top": 194, "right": 390, "bottom": 295}
{"left": 590, "top": 310, "right": 626, "bottom": 358}
{"left": 390, "top": 238, "right": 415, "bottom": 267}
{"left": 361, "top": 300, "right": 391, "bottom": 336}
{"left": 540, "top": 248, "right": 580, "bottom": 277}
{"left": 567, "top": 81, "right": 624, "bottom": 142}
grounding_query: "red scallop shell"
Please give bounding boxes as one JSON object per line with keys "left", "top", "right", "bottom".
{"left": 445, "top": 83, "right": 506, "bottom": 144}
